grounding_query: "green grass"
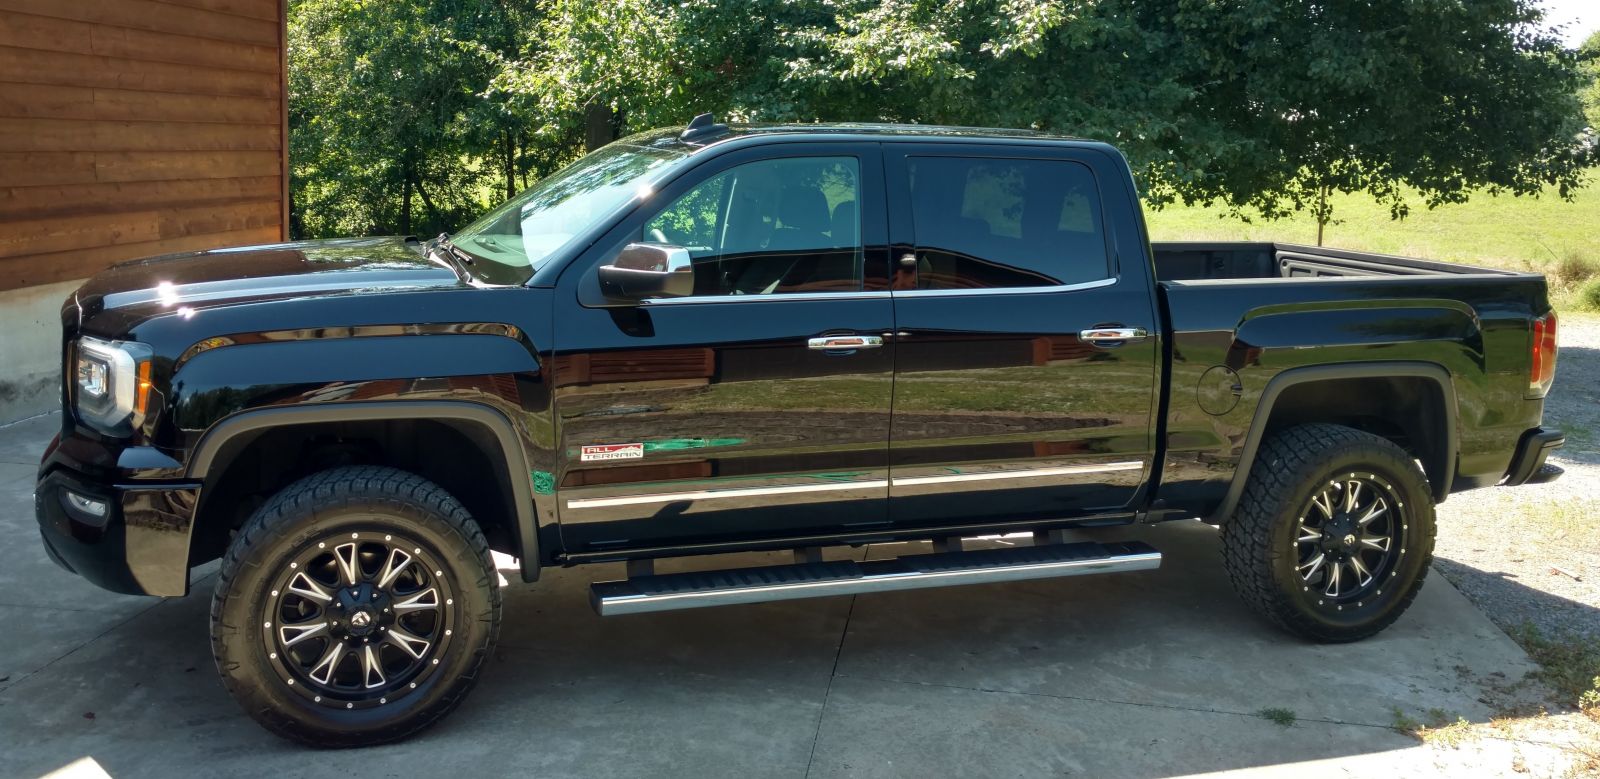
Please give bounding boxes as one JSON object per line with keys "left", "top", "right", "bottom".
{"left": 1391, "top": 707, "right": 1423, "bottom": 735}
{"left": 1507, "top": 622, "right": 1600, "bottom": 722}
{"left": 1143, "top": 173, "right": 1600, "bottom": 311}
{"left": 1256, "top": 707, "right": 1297, "bottom": 727}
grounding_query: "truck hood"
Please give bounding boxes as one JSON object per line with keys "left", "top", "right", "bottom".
{"left": 71, "top": 237, "right": 466, "bottom": 330}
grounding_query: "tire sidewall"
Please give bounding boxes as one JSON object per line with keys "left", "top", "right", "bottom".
{"left": 214, "top": 489, "right": 496, "bottom": 744}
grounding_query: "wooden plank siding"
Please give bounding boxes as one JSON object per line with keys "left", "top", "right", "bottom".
{"left": 0, "top": 0, "right": 287, "bottom": 291}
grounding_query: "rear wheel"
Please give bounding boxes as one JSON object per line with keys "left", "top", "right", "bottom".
{"left": 1221, "top": 424, "right": 1435, "bottom": 643}
{"left": 211, "top": 466, "right": 500, "bottom": 746}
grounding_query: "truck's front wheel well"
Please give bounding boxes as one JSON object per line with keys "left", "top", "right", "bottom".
{"left": 1259, "top": 375, "right": 1453, "bottom": 499}
{"left": 190, "top": 418, "right": 523, "bottom": 566}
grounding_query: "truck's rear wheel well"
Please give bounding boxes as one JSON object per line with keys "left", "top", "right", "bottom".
{"left": 1259, "top": 375, "right": 1452, "bottom": 498}
{"left": 189, "top": 418, "right": 522, "bottom": 566}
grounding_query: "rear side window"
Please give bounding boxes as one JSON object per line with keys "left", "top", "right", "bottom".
{"left": 905, "top": 157, "right": 1108, "bottom": 290}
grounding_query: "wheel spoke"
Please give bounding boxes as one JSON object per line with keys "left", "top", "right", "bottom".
{"left": 393, "top": 587, "right": 439, "bottom": 613}
{"left": 1311, "top": 490, "right": 1335, "bottom": 519}
{"left": 1323, "top": 560, "right": 1344, "bottom": 597}
{"left": 1357, "top": 499, "right": 1388, "bottom": 527}
{"left": 1359, "top": 533, "right": 1391, "bottom": 552}
{"left": 1297, "top": 526, "right": 1323, "bottom": 544}
{"left": 278, "top": 620, "right": 328, "bottom": 648}
{"left": 1343, "top": 480, "right": 1362, "bottom": 513}
{"left": 361, "top": 644, "right": 386, "bottom": 689}
{"left": 386, "top": 626, "right": 432, "bottom": 659}
{"left": 377, "top": 548, "right": 414, "bottom": 589}
{"left": 287, "top": 571, "right": 333, "bottom": 603}
{"left": 333, "top": 542, "right": 361, "bottom": 586}
{"left": 309, "top": 641, "right": 347, "bottom": 685}
{"left": 1348, "top": 554, "right": 1374, "bottom": 587}
{"left": 1297, "top": 553, "right": 1326, "bottom": 581}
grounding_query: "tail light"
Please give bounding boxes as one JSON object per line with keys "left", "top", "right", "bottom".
{"left": 1529, "top": 312, "right": 1557, "bottom": 397}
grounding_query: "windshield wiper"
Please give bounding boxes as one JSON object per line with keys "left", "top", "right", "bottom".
{"left": 428, "top": 232, "right": 475, "bottom": 271}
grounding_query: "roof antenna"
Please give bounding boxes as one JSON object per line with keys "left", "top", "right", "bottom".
{"left": 680, "top": 112, "right": 729, "bottom": 142}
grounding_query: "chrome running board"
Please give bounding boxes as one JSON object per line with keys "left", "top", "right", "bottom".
{"left": 589, "top": 540, "right": 1161, "bottom": 616}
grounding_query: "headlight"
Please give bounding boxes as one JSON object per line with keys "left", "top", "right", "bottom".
{"left": 74, "top": 336, "right": 153, "bottom": 435}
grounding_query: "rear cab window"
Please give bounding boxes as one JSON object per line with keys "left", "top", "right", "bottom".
{"left": 903, "top": 156, "right": 1109, "bottom": 290}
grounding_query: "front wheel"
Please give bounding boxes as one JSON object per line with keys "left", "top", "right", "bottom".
{"left": 1221, "top": 424, "right": 1436, "bottom": 643}
{"left": 211, "top": 466, "right": 501, "bottom": 747}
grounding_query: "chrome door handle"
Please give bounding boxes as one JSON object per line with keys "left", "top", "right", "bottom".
{"left": 808, "top": 335, "right": 884, "bottom": 351}
{"left": 1079, "top": 327, "right": 1149, "bottom": 345}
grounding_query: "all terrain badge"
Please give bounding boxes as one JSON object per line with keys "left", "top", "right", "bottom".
{"left": 580, "top": 443, "right": 644, "bottom": 462}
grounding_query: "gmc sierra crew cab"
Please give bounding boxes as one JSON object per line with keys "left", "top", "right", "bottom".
{"left": 35, "top": 116, "right": 1565, "bottom": 746}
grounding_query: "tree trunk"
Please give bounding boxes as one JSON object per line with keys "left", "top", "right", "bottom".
{"left": 503, "top": 130, "right": 516, "bottom": 200}
{"left": 414, "top": 176, "right": 441, "bottom": 227}
{"left": 400, "top": 164, "right": 413, "bottom": 237}
{"left": 1315, "top": 184, "right": 1330, "bottom": 246}
{"left": 518, "top": 133, "right": 529, "bottom": 189}
{"left": 585, "top": 102, "right": 615, "bottom": 151}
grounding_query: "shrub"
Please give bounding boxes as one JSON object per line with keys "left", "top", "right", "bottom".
{"left": 1576, "top": 277, "right": 1600, "bottom": 312}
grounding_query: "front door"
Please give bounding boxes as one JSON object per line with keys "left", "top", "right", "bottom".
{"left": 552, "top": 143, "right": 895, "bottom": 551}
{"left": 884, "top": 144, "right": 1161, "bottom": 526}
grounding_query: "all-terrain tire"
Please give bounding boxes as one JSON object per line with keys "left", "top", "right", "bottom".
{"left": 211, "top": 466, "right": 501, "bottom": 747}
{"left": 1221, "top": 424, "right": 1436, "bottom": 643}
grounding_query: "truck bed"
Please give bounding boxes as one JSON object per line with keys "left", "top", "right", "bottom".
{"left": 1149, "top": 240, "right": 1552, "bottom": 518}
{"left": 1151, "top": 242, "right": 1515, "bottom": 281}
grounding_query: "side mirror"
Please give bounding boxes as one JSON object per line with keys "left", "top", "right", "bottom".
{"left": 597, "top": 242, "right": 695, "bottom": 302}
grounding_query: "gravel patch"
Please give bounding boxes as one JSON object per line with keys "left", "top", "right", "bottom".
{"left": 1433, "top": 313, "right": 1600, "bottom": 644}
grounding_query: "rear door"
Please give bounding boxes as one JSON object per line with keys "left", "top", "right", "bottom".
{"left": 883, "top": 143, "right": 1161, "bottom": 526}
{"left": 551, "top": 142, "right": 896, "bottom": 551}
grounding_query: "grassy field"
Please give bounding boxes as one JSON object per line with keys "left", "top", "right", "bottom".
{"left": 1142, "top": 173, "right": 1600, "bottom": 311}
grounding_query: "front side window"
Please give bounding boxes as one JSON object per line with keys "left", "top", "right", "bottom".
{"left": 641, "top": 156, "right": 863, "bottom": 296}
{"left": 905, "top": 156, "right": 1109, "bottom": 290}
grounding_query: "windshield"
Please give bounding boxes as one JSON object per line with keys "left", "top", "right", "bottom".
{"left": 451, "top": 142, "right": 689, "bottom": 271}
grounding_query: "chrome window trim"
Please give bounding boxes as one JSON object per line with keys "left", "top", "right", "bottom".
{"left": 891, "top": 461, "right": 1143, "bottom": 487}
{"left": 641, "top": 291, "right": 892, "bottom": 306}
{"left": 565, "top": 460, "right": 1145, "bottom": 509}
{"left": 635, "top": 271, "right": 1118, "bottom": 305}
{"left": 890, "top": 276, "right": 1117, "bottom": 299}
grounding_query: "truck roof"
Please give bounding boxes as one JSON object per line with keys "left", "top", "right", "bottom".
{"left": 617, "top": 118, "right": 1106, "bottom": 157}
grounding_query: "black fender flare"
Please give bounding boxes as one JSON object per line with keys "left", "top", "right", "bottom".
{"left": 187, "top": 400, "right": 541, "bottom": 582}
{"left": 1206, "top": 361, "right": 1458, "bottom": 524}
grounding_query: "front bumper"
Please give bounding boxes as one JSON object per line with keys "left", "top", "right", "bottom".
{"left": 36, "top": 466, "right": 200, "bottom": 597}
{"left": 1501, "top": 427, "right": 1565, "bottom": 487}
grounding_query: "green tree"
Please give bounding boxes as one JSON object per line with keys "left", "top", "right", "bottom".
{"left": 496, "top": 0, "right": 1592, "bottom": 243}
{"left": 293, "top": 0, "right": 1593, "bottom": 241}
{"left": 289, "top": 0, "right": 538, "bottom": 238}
{"left": 1582, "top": 30, "right": 1600, "bottom": 130}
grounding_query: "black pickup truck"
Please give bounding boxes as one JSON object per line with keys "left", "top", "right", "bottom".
{"left": 35, "top": 116, "right": 1564, "bottom": 746}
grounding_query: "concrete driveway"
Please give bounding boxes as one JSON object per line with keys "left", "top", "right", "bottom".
{"left": 0, "top": 412, "right": 1569, "bottom": 778}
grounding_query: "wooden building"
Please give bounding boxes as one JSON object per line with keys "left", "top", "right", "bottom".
{"left": 0, "top": 0, "right": 289, "bottom": 292}
{"left": 0, "top": 0, "right": 289, "bottom": 420}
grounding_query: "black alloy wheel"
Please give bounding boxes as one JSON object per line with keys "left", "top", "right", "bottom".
{"left": 1291, "top": 472, "right": 1406, "bottom": 608}
{"left": 263, "top": 531, "right": 455, "bottom": 710}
